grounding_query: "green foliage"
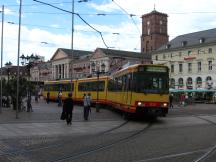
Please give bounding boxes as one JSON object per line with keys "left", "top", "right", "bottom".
{"left": 7, "top": 76, "right": 29, "bottom": 110}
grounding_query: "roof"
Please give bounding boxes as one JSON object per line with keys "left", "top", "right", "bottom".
{"left": 97, "top": 48, "right": 151, "bottom": 60}
{"left": 142, "top": 10, "right": 168, "bottom": 18}
{"left": 51, "top": 48, "right": 92, "bottom": 60}
{"left": 157, "top": 28, "right": 216, "bottom": 52}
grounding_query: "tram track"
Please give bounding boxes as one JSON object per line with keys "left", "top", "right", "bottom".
{"left": 51, "top": 122, "right": 153, "bottom": 162}
{"left": 0, "top": 120, "right": 129, "bottom": 157}
{"left": 183, "top": 112, "right": 216, "bottom": 162}
{"left": 0, "top": 120, "right": 154, "bottom": 162}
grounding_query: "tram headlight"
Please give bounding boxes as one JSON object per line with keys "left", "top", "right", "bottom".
{"left": 137, "top": 102, "right": 142, "bottom": 106}
{"left": 161, "top": 103, "right": 168, "bottom": 107}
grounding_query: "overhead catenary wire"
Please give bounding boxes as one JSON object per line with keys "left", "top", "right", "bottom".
{"left": 32, "top": 0, "right": 109, "bottom": 48}
{"left": 112, "top": 0, "right": 141, "bottom": 35}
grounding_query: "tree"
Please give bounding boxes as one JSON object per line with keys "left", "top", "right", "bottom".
{"left": 7, "top": 76, "right": 29, "bottom": 110}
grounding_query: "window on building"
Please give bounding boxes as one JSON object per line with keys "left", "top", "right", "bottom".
{"left": 163, "top": 54, "right": 166, "bottom": 59}
{"left": 199, "top": 38, "right": 205, "bottom": 43}
{"left": 187, "top": 77, "right": 193, "bottom": 85}
{"left": 198, "top": 62, "right": 202, "bottom": 72}
{"left": 160, "top": 20, "right": 163, "bottom": 25}
{"left": 196, "top": 77, "right": 202, "bottom": 87}
{"left": 170, "top": 78, "right": 175, "bottom": 88}
{"left": 206, "top": 76, "right": 212, "bottom": 81}
{"left": 188, "top": 51, "right": 192, "bottom": 56}
{"left": 208, "top": 60, "right": 212, "bottom": 70}
{"left": 179, "top": 64, "right": 183, "bottom": 73}
{"left": 178, "top": 78, "right": 184, "bottom": 88}
{"left": 198, "top": 49, "right": 205, "bottom": 54}
{"left": 188, "top": 63, "right": 192, "bottom": 72}
{"left": 209, "top": 48, "right": 212, "bottom": 53}
{"left": 179, "top": 52, "right": 182, "bottom": 57}
{"left": 147, "top": 28, "right": 150, "bottom": 35}
{"left": 171, "top": 64, "right": 174, "bottom": 73}
{"left": 155, "top": 55, "right": 158, "bottom": 61}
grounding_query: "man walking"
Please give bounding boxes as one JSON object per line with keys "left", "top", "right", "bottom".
{"left": 63, "top": 93, "right": 74, "bottom": 125}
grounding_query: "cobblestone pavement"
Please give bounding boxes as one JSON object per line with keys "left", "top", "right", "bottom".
{"left": 0, "top": 98, "right": 125, "bottom": 139}
{"left": 0, "top": 100, "right": 216, "bottom": 162}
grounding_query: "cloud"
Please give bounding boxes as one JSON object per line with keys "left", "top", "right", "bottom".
{"left": 4, "top": 7, "right": 17, "bottom": 16}
{"left": 2, "top": 23, "right": 71, "bottom": 65}
{"left": 89, "top": 2, "right": 118, "bottom": 12}
{"left": 2, "top": 0, "right": 216, "bottom": 67}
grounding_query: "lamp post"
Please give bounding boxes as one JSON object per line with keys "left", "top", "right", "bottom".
{"left": 92, "top": 62, "right": 105, "bottom": 112}
{"left": 0, "top": 5, "right": 4, "bottom": 114}
{"left": 20, "top": 54, "right": 39, "bottom": 112}
{"left": 70, "top": 0, "right": 89, "bottom": 92}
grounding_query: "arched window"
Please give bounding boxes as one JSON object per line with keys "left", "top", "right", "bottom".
{"left": 178, "top": 78, "right": 184, "bottom": 88}
{"left": 170, "top": 78, "right": 175, "bottom": 88}
{"left": 187, "top": 77, "right": 193, "bottom": 89}
{"left": 206, "top": 76, "right": 213, "bottom": 88}
{"left": 196, "top": 77, "right": 202, "bottom": 87}
{"left": 206, "top": 76, "right": 212, "bottom": 81}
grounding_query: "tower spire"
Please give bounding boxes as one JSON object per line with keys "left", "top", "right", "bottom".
{"left": 154, "top": 4, "right": 156, "bottom": 11}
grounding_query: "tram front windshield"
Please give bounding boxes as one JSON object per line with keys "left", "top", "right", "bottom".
{"left": 134, "top": 72, "right": 169, "bottom": 94}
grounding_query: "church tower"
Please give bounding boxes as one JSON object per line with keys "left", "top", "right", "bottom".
{"left": 141, "top": 9, "right": 169, "bottom": 53}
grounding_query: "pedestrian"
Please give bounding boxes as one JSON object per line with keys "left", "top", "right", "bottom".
{"left": 169, "top": 93, "right": 173, "bottom": 108}
{"left": 87, "top": 93, "right": 92, "bottom": 113}
{"left": 46, "top": 92, "right": 50, "bottom": 104}
{"left": 27, "top": 95, "right": 33, "bottom": 112}
{"left": 180, "top": 93, "right": 185, "bottom": 106}
{"left": 83, "top": 93, "right": 91, "bottom": 121}
{"left": 63, "top": 93, "right": 74, "bottom": 125}
{"left": 58, "top": 91, "right": 62, "bottom": 107}
{"left": 35, "top": 91, "right": 39, "bottom": 103}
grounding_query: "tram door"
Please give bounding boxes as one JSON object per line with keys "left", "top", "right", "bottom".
{"left": 122, "top": 73, "right": 132, "bottom": 107}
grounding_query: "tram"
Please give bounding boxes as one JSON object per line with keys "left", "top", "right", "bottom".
{"left": 43, "top": 64, "right": 169, "bottom": 117}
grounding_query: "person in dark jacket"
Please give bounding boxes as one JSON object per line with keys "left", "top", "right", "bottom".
{"left": 46, "top": 92, "right": 50, "bottom": 104}
{"left": 63, "top": 93, "right": 74, "bottom": 125}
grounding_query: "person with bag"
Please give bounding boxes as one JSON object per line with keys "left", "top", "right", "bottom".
{"left": 62, "top": 93, "right": 74, "bottom": 125}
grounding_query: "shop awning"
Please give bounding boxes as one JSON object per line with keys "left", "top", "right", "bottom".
{"left": 169, "top": 89, "right": 216, "bottom": 93}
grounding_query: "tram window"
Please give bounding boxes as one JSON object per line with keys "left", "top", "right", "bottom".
{"left": 115, "top": 77, "right": 122, "bottom": 91}
{"left": 62, "top": 83, "right": 73, "bottom": 91}
{"left": 49, "top": 84, "right": 58, "bottom": 91}
{"left": 44, "top": 85, "right": 50, "bottom": 91}
{"left": 127, "top": 73, "right": 132, "bottom": 91}
{"left": 78, "top": 81, "right": 105, "bottom": 91}
{"left": 108, "top": 80, "right": 115, "bottom": 91}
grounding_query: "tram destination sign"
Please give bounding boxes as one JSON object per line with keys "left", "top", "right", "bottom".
{"left": 140, "top": 66, "right": 167, "bottom": 72}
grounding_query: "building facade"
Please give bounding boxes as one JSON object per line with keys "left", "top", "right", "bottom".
{"left": 89, "top": 48, "right": 152, "bottom": 77}
{"left": 152, "top": 28, "right": 216, "bottom": 91}
{"left": 50, "top": 48, "right": 92, "bottom": 80}
{"left": 141, "top": 10, "right": 168, "bottom": 53}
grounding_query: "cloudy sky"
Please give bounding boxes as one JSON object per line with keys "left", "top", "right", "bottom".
{"left": 1, "top": 0, "right": 216, "bottom": 65}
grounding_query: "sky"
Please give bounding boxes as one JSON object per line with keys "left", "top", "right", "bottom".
{"left": 1, "top": 0, "right": 216, "bottom": 65}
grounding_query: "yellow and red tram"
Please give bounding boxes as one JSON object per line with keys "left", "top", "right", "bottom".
{"left": 43, "top": 64, "right": 169, "bottom": 117}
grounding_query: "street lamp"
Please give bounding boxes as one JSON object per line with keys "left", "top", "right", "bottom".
{"left": 20, "top": 54, "right": 39, "bottom": 112}
{"left": 0, "top": 5, "right": 4, "bottom": 114}
{"left": 92, "top": 62, "right": 105, "bottom": 112}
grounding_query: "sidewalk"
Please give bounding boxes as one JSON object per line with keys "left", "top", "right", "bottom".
{"left": 0, "top": 99, "right": 123, "bottom": 139}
